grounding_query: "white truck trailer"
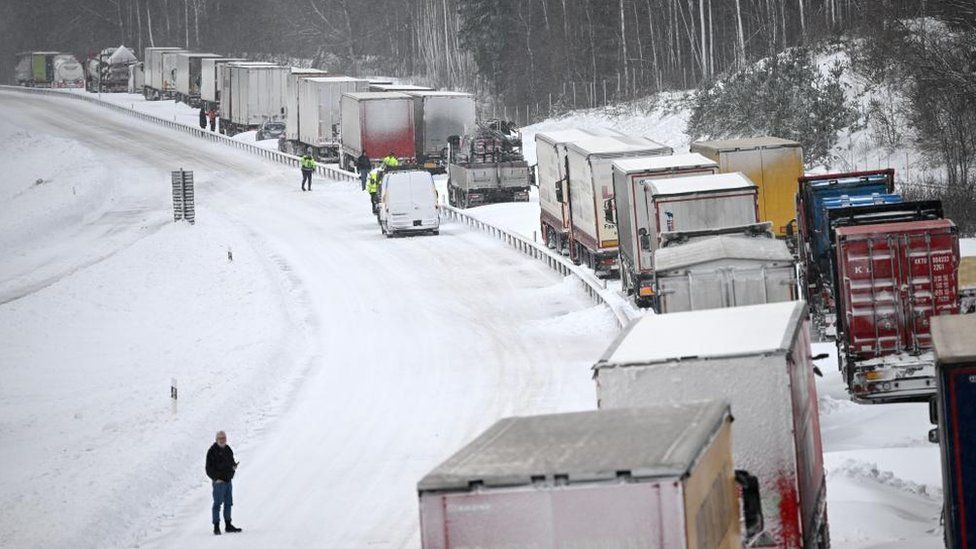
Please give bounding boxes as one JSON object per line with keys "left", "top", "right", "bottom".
{"left": 653, "top": 234, "right": 797, "bottom": 313}
{"left": 612, "top": 153, "right": 720, "bottom": 303}
{"left": 287, "top": 76, "right": 369, "bottom": 158}
{"left": 142, "top": 47, "right": 184, "bottom": 100}
{"left": 159, "top": 49, "right": 189, "bottom": 99}
{"left": 174, "top": 52, "right": 221, "bottom": 106}
{"left": 406, "top": 91, "right": 476, "bottom": 167}
{"left": 565, "top": 136, "right": 672, "bottom": 276}
{"left": 594, "top": 300, "right": 830, "bottom": 549}
{"left": 535, "top": 128, "right": 623, "bottom": 254}
{"left": 200, "top": 57, "right": 244, "bottom": 107}
{"left": 219, "top": 62, "right": 288, "bottom": 136}
{"left": 418, "top": 402, "right": 764, "bottom": 549}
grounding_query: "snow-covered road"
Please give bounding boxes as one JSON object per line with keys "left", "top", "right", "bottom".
{"left": 0, "top": 91, "right": 617, "bottom": 548}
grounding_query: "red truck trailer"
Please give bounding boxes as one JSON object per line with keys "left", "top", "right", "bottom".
{"left": 339, "top": 91, "right": 415, "bottom": 169}
{"left": 834, "top": 218, "right": 960, "bottom": 403}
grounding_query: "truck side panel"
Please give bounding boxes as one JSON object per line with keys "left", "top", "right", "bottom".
{"left": 362, "top": 99, "right": 415, "bottom": 159}
{"left": 536, "top": 139, "right": 569, "bottom": 232}
{"left": 340, "top": 95, "right": 363, "bottom": 156}
{"left": 683, "top": 419, "right": 741, "bottom": 549}
{"left": 651, "top": 192, "right": 758, "bottom": 250}
{"left": 419, "top": 481, "right": 686, "bottom": 549}
{"left": 657, "top": 261, "right": 796, "bottom": 313}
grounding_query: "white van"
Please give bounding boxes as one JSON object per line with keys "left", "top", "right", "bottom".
{"left": 379, "top": 170, "right": 440, "bottom": 236}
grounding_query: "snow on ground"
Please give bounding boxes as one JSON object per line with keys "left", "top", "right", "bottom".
{"left": 0, "top": 90, "right": 617, "bottom": 548}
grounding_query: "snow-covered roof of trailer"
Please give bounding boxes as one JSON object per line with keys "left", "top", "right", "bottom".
{"left": 535, "top": 127, "right": 622, "bottom": 145}
{"left": 305, "top": 76, "right": 366, "bottom": 84}
{"left": 691, "top": 136, "right": 801, "bottom": 152}
{"left": 613, "top": 153, "right": 718, "bottom": 174}
{"left": 654, "top": 235, "right": 792, "bottom": 272}
{"left": 403, "top": 90, "right": 473, "bottom": 98}
{"left": 225, "top": 61, "right": 278, "bottom": 67}
{"left": 290, "top": 67, "right": 328, "bottom": 74}
{"left": 342, "top": 91, "right": 412, "bottom": 100}
{"left": 177, "top": 52, "right": 221, "bottom": 58}
{"left": 932, "top": 315, "right": 976, "bottom": 364}
{"left": 598, "top": 300, "right": 806, "bottom": 366}
{"left": 417, "top": 401, "right": 730, "bottom": 491}
{"left": 371, "top": 84, "right": 434, "bottom": 91}
{"left": 566, "top": 135, "right": 672, "bottom": 156}
{"left": 644, "top": 172, "right": 755, "bottom": 196}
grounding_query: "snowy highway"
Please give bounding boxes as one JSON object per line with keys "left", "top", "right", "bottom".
{"left": 0, "top": 91, "right": 617, "bottom": 547}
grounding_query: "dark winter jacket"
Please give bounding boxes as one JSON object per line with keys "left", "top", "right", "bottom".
{"left": 356, "top": 153, "right": 372, "bottom": 172}
{"left": 206, "top": 443, "right": 236, "bottom": 482}
{"left": 198, "top": 109, "right": 207, "bottom": 126}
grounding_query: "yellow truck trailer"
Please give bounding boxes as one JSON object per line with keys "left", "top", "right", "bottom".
{"left": 691, "top": 137, "right": 804, "bottom": 237}
{"left": 960, "top": 241, "right": 976, "bottom": 313}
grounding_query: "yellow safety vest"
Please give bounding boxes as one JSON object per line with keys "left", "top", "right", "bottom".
{"left": 367, "top": 171, "right": 380, "bottom": 193}
{"left": 382, "top": 155, "right": 399, "bottom": 168}
{"left": 301, "top": 156, "right": 316, "bottom": 169}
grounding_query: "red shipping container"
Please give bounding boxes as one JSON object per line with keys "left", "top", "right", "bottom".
{"left": 834, "top": 218, "right": 959, "bottom": 402}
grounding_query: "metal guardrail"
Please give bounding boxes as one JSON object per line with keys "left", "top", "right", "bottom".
{"left": 440, "top": 205, "right": 630, "bottom": 327}
{"left": 2, "top": 84, "right": 629, "bottom": 325}
{"left": 0, "top": 85, "right": 358, "bottom": 182}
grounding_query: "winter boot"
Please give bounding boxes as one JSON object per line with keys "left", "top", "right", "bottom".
{"left": 225, "top": 522, "right": 242, "bottom": 533}
{"left": 213, "top": 523, "right": 221, "bottom": 535}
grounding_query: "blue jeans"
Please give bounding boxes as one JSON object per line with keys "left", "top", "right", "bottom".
{"left": 212, "top": 481, "right": 233, "bottom": 524}
{"left": 359, "top": 170, "right": 368, "bottom": 191}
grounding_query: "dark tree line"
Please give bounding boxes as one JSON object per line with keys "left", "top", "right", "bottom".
{"left": 2, "top": 0, "right": 974, "bottom": 106}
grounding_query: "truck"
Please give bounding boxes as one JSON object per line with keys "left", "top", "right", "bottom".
{"left": 143, "top": 47, "right": 185, "bottom": 100}
{"left": 339, "top": 91, "right": 416, "bottom": 169}
{"left": 200, "top": 57, "right": 244, "bottom": 107}
{"left": 418, "top": 402, "right": 766, "bottom": 549}
{"left": 407, "top": 91, "right": 476, "bottom": 167}
{"left": 611, "top": 153, "right": 719, "bottom": 303}
{"left": 536, "top": 128, "right": 624, "bottom": 254}
{"left": 446, "top": 119, "right": 531, "bottom": 208}
{"left": 691, "top": 137, "right": 804, "bottom": 237}
{"left": 834, "top": 218, "right": 960, "bottom": 403}
{"left": 931, "top": 314, "right": 976, "bottom": 549}
{"left": 86, "top": 45, "right": 137, "bottom": 92}
{"left": 594, "top": 300, "right": 829, "bottom": 548}
{"left": 174, "top": 52, "right": 222, "bottom": 106}
{"left": 654, "top": 233, "right": 797, "bottom": 314}
{"left": 15, "top": 52, "right": 83, "bottom": 88}
{"left": 219, "top": 62, "right": 288, "bottom": 136}
{"left": 565, "top": 136, "right": 672, "bottom": 276}
{"left": 284, "top": 76, "right": 368, "bottom": 157}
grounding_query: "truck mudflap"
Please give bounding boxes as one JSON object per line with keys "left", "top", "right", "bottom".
{"left": 844, "top": 351, "right": 937, "bottom": 403}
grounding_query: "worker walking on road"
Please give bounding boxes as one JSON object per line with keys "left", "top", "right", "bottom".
{"left": 206, "top": 431, "right": 241, "bottom": 535}
{"left": 382, "top": 151, "right": 399, "bottom": 169}
{"left": 198, "top": 107, "right": 207, "bottom": 130}
{"left": 207, "top": 107, "right": 218, "bottom": 132}
{"left": 301, "top": 150, "right": 316, "bottom": 192}
{"left": 356, "top": 152, "right": 372, "bottom": 191}
{"left": 367, "top": 168, "right": 382, "bottom": 214}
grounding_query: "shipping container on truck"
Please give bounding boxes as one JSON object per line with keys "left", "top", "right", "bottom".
{"left": 654, "top": 234, "right": 797, "bottom": 314}
{"left": 174, "top": 52, "right": 221, "bottom": 106}
{"left": 594, "top": 300, "right": 829, "bottom": 549}
{"left": 611, "top": 153, "right": 719, "bottom": 303}
{"left": 795, "top": 170, "right": 896, "bottom": 306}
{"left": 535, "top": 128, "right": 624, "bottom": 254}
{"left": 691, "top": 137, "right": 804, "bottom": 237}
{"left": 931, "top": 314, "right": 976, "bottom": 549}
{"left": 418, "top": 402, "right": 762, "bottom": 549}
{"left": 564, "top": 136, "right": 672, "bottom": 276}
{"left": 339, "top": 91, "right": 415, "bottom": 169}
{"left": 287, "top": 76, "right": 368, "bottom": 158}
{"left": 220, "top": 62, "right": 288, "bottom": 136}
{"left": 280, "top": 68, "right": 329, "bottom": 153}
{"left": 960, "top": 240, "right": 976, "bottom": 314}
{"left": 620, "top": 171, "right": 761, "bottom": 305}
{"left": 833, "top": 218, "right": 959, "bottom": 403}
{"left": 143, "top": 47, "right": 185, "bottom": 100}
{"left": 199, "top": 57, "right": 244, "bottom": 106}
{"left": 405, "top": 90, "right": 476, "bottom": 167}
{"left": 88, "top": 45, "right": 137, "bottom": 93}
{"left": 51, "top": 54, "right": 84, "bottom": 88}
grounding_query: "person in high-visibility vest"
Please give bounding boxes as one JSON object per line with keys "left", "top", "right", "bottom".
{"left": 382, "top": 152, "right": 399, "bottom": 169}
{"left": 300, "top": 150, "right": 317, "bottom": 192}
{"left": 367, "top": 168, "right": 382, "bottom": 214}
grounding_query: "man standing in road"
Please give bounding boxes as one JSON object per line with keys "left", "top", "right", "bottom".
{"left": 198, "top": 107, "right": 208, "bottom": 130}
{"left": 206, "top": 431, "right": 241, "bottom": 535}
{"left": 356, "top": 151, "right": 372, "bottom": 191}
{"left": 207, "top": 107, "right": 218, "bottom": 132}
{"left": 301, "top": 149, "right": 317, "bottom": 192}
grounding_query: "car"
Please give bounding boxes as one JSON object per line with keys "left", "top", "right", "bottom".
{"left": 256, "top": 120, "right": 285, "bottom": 141}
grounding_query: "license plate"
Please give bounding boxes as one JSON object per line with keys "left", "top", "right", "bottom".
{"left": 413, "top": 220, "right": 422, "bottom": 226}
